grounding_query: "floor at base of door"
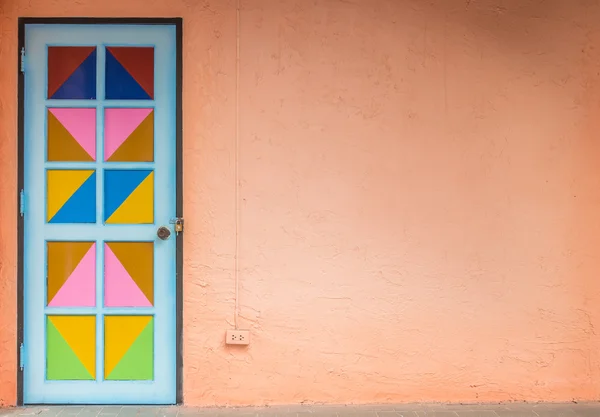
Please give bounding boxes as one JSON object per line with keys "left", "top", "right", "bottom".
{"left": 0, "top": 403, "right": 598, "bottom": 417}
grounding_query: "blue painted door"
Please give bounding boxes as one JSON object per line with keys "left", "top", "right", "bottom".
{"left": 22, "top": 23, "right": 178, "bottom": 404}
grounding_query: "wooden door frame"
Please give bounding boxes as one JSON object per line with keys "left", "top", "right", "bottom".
{"left": 16, "top": 17, "right": 184, "bottom": 405}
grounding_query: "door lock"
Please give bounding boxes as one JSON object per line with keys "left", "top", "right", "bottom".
{"left": 170, "top": 217, "right": 184, "bottom": 235}
{"left": 157, "top": 226, "right": 171, "bottom": 240}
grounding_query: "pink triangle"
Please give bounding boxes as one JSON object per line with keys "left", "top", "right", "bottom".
{"left": 104, "top": 108, "right": 153, "bottom": 161}
{"left": 49, "top": 243, "right": 96, "bottom": 307}
{"left": 49, "top": 108, "right": 96, "bottom": 160}
{"left": 104, "top": 244, "right": 152, "bottom": 307}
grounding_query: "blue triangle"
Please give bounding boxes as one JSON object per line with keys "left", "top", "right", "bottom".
{"left": 105, "top": 50, "right": 151, "bottom": 100}
{"left": 49, "top": 173, "right": 96, "bottom": 223}
{"left": 104, "top": 170, "right": 152, "bottom": 221}
{"left": 50, "top": 50, "right": 97, "bottom": 100}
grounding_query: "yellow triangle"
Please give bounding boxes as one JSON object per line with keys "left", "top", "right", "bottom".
{"left": 49, "top": 315, "right": 96, "bottom": 378}
{"left": 104, "top": 316, "right": 152, "bottom": 377}
{"left": 106, "top": 172, "right": 154, "bottom": 224}
{"left": 47, "top": 170, "right": 94, "bottom": 222}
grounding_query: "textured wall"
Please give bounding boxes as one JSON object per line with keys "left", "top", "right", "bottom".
{"left": 2, "top": 0, "right": 600, "bottom": 407}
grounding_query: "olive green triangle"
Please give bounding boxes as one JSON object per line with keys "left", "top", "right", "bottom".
{"left": 106, "top": 320, "right": 153, "bottom": 380}
{"left": 46, "top": 320, "right": 93, "bottom": 380}
{"left": 47, "top": 111, "right": 94, "bottom": 162}
{"left": 107, "top": 112, "right": 154, "bottom": 162}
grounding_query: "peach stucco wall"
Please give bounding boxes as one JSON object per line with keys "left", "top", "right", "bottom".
{"left": 2, "top": 0, "right": 600, "bottom": 407}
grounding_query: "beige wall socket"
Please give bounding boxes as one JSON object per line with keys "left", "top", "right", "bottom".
{"left": 226, "top": 330, "right": 250, "bottom": 345}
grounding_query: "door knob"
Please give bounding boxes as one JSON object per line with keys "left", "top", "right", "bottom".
{"left": 157, "top": 226, "right": 171, "bottom": 240}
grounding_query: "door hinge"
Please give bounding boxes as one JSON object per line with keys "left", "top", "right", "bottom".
{"left": 19, "top": 343, "right": 24, "bottom": 371}
{"left": 19, "top": 189, "right": 25, "bottom": 217}
{"left": 20, "top": 48, "right": 26, "bottom": 73}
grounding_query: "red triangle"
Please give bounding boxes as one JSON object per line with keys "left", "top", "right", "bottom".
{"left": 48, "top": 47, "right": 96, "bottom": 98}
{"left": 107, "top": 47, "right": 154, "bottom": 99}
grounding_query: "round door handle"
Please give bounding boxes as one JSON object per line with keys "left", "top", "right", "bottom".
{"left": 157, "top": 226, "right": 171, "bottom": 240}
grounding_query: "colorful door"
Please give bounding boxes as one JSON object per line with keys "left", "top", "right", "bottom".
{"left": 22, "top": 22, "right": 179, "bottom": 404}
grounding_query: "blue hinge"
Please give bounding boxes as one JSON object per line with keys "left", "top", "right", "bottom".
{"left": 19, "top": 189, "right": 25, "bottom": 216}
{"left": 20, "top": 48, "right": 26, "bottom": 73}
{"left": 19, "top": 343, "right": 24, "bottom": 371}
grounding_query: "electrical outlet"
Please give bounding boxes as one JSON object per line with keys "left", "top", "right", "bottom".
{"left": 226, "top": 329, "right": 250, "bottom": 345}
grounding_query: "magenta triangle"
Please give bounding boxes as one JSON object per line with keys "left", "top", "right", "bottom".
{"left": 104, "top": 108, "right": 153, "bottom": 161}
{"left": 49, "top": 243, "right": 96, "bottom": 307}
{"left": 49, "top": 108, "right": 96, "bottom": 160}
{"left": 104, "top": 244, "right": 151, "bottom": 307}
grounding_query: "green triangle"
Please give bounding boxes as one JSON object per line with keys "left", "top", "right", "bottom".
{"left": 106, "top": 320, "right": 153, "bottom": 380}
{"left": 47, "top": 320, "right": 93, "bottom": 380}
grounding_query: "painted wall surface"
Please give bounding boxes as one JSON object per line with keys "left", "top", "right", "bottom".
{"left": 2, "top": 0, "right": 600, "bottom": 407}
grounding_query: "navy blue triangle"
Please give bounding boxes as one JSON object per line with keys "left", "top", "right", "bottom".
{"left": 50, "top": 50, "right": 97, "bottom": 100}
{"left": 104, "top": 170, "right": 152, "bottom": 221}
{"left": 105, "top": 50, "right": 151, "bottom": 100}
{"left": 49, "top": 173, "right": 96, "bottom": 223}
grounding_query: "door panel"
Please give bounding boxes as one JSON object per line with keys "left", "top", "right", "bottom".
{"left": 23, "top": 23, "right": 177, "bottom": 405}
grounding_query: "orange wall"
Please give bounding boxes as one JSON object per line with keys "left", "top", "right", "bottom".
{"left": 2, "top": 0, "right": 600, "bottom": 407}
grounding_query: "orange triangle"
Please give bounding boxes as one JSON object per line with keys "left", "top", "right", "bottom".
{"left": 47, "top": 242, "right": 94, "bottom": 304}
{"left": 107, "top": 112, "right": 154, "bottom": 162}
{"left": 107, "top": 242, "right": 154, "bottom": 304}
{"left": 47, "top": 111, "right": 94, "bottom": 162}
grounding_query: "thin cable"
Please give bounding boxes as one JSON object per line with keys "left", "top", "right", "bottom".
{"left": 234, "top": 0, "right": 241, "bottom": 330}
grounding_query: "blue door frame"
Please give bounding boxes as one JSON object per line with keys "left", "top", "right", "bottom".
{"left": 16, "top": 18, "right": 183, "bottom": 405}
